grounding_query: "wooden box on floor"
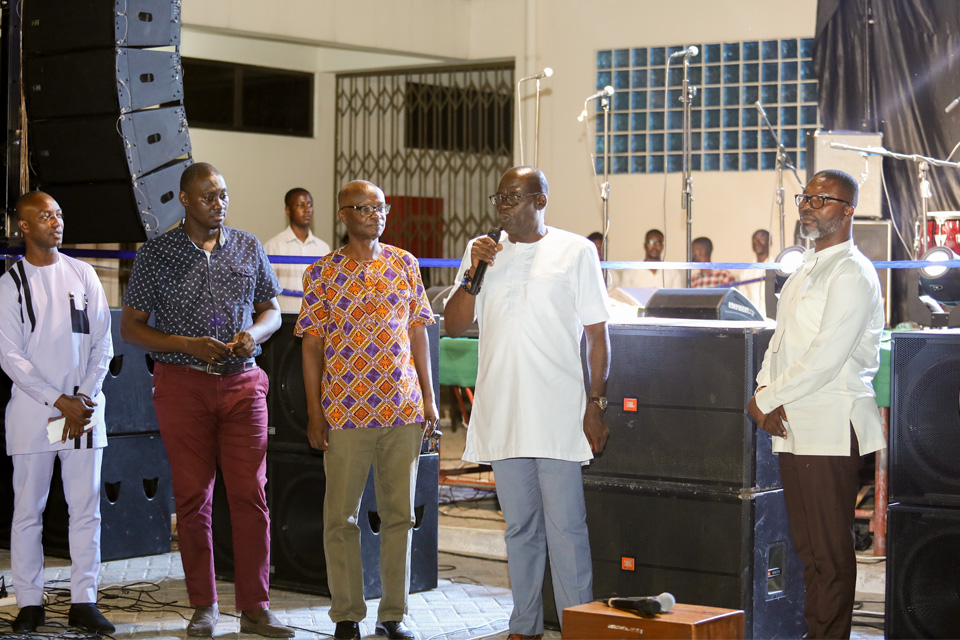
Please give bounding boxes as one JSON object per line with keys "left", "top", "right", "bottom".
{"left": 561, "top": 602, "right": 744, "bottom": 640}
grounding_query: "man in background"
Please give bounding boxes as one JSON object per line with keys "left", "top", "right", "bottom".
{"left": 739, "top": 229, "right": 770, "bottom": 315}
{"left": 0, "top": 191, "right": 114, "bottom": 635}
{"left": 263, "top": 188, "right": 331, "bottom": 313}
{"left": 690, "top": 236, "right": 735, "bottom": 288}
{"left": 608, "top": 228, "right": 684, "bottom": 301}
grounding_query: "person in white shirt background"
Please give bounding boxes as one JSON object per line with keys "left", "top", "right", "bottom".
{"left": 607, "top": 228, "right": 685, "bottom": 304}
{"left": 748, "top": 169, "right": 885, "bottom": 640}
{"left": 738, "top": 228, "right": 770, "bottom": 316}
{"left": 263, "top": 188, "right": 332, "bottom": 313}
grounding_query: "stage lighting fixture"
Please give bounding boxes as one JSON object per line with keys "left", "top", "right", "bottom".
{"left": 919, "top": 246, "right": 960, "bottom": 305}
{"left": 763, "top": 245, "right": 806, "bottom": 319}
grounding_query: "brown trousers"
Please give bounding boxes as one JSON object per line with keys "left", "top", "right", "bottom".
{"left": 778, "top": 430, "right": 862, "bottom": 640}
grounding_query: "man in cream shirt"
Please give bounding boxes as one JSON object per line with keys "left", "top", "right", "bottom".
{"left": 748, "top": 169, "right": 885, "bottom": 640}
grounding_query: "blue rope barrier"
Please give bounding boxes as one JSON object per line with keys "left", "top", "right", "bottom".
{"left": 4, "top": 248, "right": 960, "bottom": 271}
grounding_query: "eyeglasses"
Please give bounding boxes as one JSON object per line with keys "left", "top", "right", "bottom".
{"left": 645, "top": 239, "right": 664, "bottom": 247}
{"left": 488, "top": 192, "right": 543, "bottom": 207}
{"left": 341, "top": 204, "right": 391, "bottom": 217}
{"left": 794, "top": 194, "right": 851, "bottom": 209}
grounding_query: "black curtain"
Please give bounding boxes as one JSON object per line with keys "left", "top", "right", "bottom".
{"left": 814, "top": 0, "right": 960, "bottom": 323}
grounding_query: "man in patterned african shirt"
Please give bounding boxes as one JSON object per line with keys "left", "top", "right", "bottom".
{"left": 296, "top": 180, "right": 437, "bottom": 640}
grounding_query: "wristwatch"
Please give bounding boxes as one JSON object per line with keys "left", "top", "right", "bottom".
{"left": 589, "top": 396, "right": 608, "bottom": 411}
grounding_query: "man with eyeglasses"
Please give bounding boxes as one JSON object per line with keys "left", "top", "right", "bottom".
{"left": 445, "top": 166, "right": 610, "bottom": 640}
{"left": 263, "top": 188, "right": 331, "bottom": 313}
{"left": 297, "top": 180, "right": 437, "bottom": 640}
{"left": 607, "top": 229, "right": 684, "bottom": 302}
{"left": 121, "top": 162, "right": 292, "bottom": 638}
{"left": 748, "top": 169, "right": 885, "bottom": 639}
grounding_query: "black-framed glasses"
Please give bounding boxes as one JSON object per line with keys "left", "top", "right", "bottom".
{"left": 488, "top": 192, "right": 543, "bottom": 207}
{"left": 794, "top": 194, "right": 850, "bottom": 209}
{"left": 341, "top": 204, "right": 391, "bottom": 217}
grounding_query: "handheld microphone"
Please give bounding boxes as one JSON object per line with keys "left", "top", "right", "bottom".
{"left": 519, "top": 67, "right": 553, "bottom": 82}
{"left": 467, "top": 228, "right": 503, "bottom": 295}
{"left": 606, "top": 593, "right": 676, "bottom": 617}
{"left": 670, "top": 46, "right": 699, "bottom": 60}
{"left": 755, "top": 101, "right": 769, "bottom": 120}
{"left": 946, "top": 94, "right": 960, "bottom": 114}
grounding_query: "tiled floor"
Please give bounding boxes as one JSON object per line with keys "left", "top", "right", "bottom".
{"left": 0, "top": 426, "right": 885, "bottom": 639}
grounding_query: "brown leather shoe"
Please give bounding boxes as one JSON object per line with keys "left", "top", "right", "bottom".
{"left": 187, "top": 603, "right": 220, "bottom": 637}
{"left": 240, "top": 608, "right": 295, "bottom": 638}
{"left": 506, "top": 634, "right": 543, "bottom": 640}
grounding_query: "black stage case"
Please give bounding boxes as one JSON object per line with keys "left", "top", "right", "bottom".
{"left": 545, "top": 320, "right": 803, "bottom": 639}
{"left": 887, "top": 330, "right": 960, "bottom": 637}
{"left": 585, "top": 321, "right": 778, "bottom": 491}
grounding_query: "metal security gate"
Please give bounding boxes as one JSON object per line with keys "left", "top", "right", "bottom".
{"left": 334, "top": 62, "right": 514, "bottom": 286}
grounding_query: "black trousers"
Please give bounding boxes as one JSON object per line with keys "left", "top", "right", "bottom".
{"left": 778, "top": 429, "right": 862, "bottom": 640}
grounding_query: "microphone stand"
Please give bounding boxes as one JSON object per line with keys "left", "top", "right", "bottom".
{"left": 829, "top": 142, "right": 960, "bottom": 258}
{"left": 600, "top": 91, "right": 611, "bottom": 261}
{"left": 756, "top": 104, "right": 802, "bottom": 250}
{"left": 534, "top": 75, "right": 543, "bottom": 166}
{"left": 679, "top": 54, "right": 697, "bottom": 286}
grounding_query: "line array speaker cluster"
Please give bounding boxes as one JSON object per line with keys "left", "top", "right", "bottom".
{"left": 887, "top": 331, "right": 960, "bottom": 637}
{"left": 23, "top": 0, "right": 192, "bottom": 244}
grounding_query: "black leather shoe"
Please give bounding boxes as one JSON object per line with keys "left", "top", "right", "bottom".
{"left": 13, "top": 606, "right": 45, "bottom": 633}
{"left": 68, "top": 603, "right": 116, "bottom": 634}
{"left": 334, "top": 620, "right": 361, "bottom": 640}
{"left": 375, "top": 620, "right": 414, "bottom": 639}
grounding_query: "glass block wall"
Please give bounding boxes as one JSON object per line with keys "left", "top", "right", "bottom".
{"left": 594, "top": 38, "right": 818, "bottom": 174}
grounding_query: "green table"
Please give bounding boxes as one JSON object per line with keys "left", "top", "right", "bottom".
{"left": 873, "top": 332, "right": 892, "bottom": 408}
{"left": 439, "top": 337, "right": 479, "bottom": 387}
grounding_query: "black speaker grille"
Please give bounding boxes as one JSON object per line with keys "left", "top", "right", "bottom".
{"left": 890, "top": 332, "right": 960, "bottom": 505}
{"left": 887, "top": 504, "right": 960, "bottom": 638}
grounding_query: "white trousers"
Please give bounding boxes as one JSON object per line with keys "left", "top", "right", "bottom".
{"left": 11, "top": 448, "right": 103, "bottom": 606}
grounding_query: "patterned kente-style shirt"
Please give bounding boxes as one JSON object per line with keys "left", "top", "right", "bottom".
{"left": 294, "top": 244, "right": 434, "bottom": 430}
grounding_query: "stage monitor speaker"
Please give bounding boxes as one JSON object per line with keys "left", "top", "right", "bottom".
{"left": 890, "top": 331, "right": 960, "bottom": 507}
{"left": 263, "top": 315, "right": 441, "bottom": 451}
{"left": 99, "top": 433, "right": 173, "bottom": 560}
{"left": 24, "top": 49, "right": 184, "bottom": 120}
{"left": 645, "top": 288, "right": 764, "bottom": 321}
{"left": 103, "top": 309, "right": 160, "bottom": 435}
{"left": 30, "top": 106, "right": 190, "bottom": 184}
{"left": 41, "top": 433, "right": 173, "bottom": 561}
{"left": 885, "top": 503, "right": 960, "bottom": 638}
{"left": 585, "top": 323, "right": 778, "bottom": 490}
{"left": 267, "top": 448, "right": 328, "bottom": 595}
{"left": 564, "top": 477, "right": 804, "bottom": 639}
{"left": 853, "top": 220, "right": 892, "bottom": 321}
{"left": 45, "top": 159, "right": 188, "bottom": 244}
{"left": 23, "top": 0, "right": 181, "bottom": 54}
{"left": 266, "top": 451, "right": 439, "bottom": 597}
{"left": 360, "top": 452, "right": 439, "bottom": 598}
{"left": 807, "top": 130, "right": 883, "bottom": 218}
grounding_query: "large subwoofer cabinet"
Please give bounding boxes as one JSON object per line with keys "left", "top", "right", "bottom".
{"left": 545, "top": 321, "right": 804, "bottom": 639}
{"left": 886, "top": 330, "right": 960, "bottom": 638}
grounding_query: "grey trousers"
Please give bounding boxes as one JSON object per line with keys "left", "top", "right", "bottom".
{"left": 490, "top": 458, "right": 593, "bottom": 636}
{"left": 323, "top": 423, "right": 422, "bottom": 623}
